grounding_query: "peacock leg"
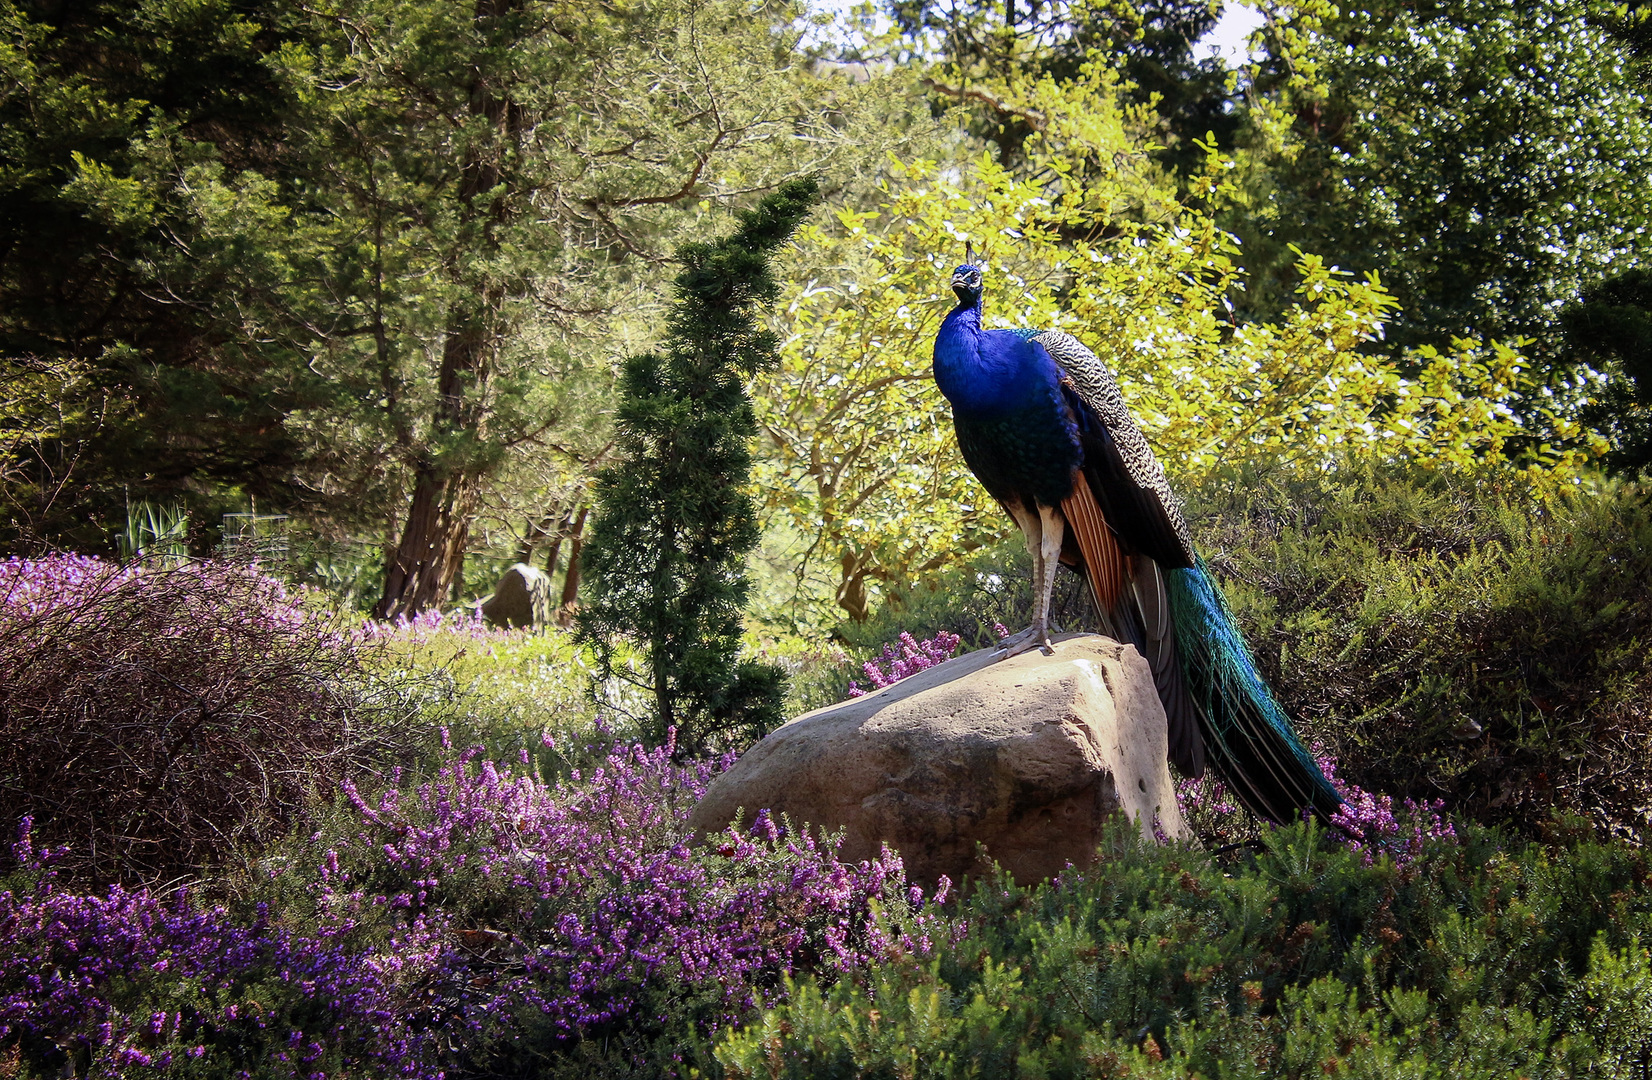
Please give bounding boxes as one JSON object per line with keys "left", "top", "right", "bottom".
{"left": 1033, "top": 504, "right": 1065, "bottom": 651}
{"left": 1000, "top": 502, "right": 1065, "bottom": 657}
{"left": 994, "top": 500, "right": 1045, "bottom": 656}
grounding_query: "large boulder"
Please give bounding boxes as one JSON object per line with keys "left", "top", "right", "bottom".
{"left": 688, "top": 633, "right": 1188, "bottom": 888}
{"left": 479, "top": 564, "right": 552, "bottom": 629}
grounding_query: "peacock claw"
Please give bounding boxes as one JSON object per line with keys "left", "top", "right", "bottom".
{"left": 994, "top": 626, "right": 1053, "bottom": 659}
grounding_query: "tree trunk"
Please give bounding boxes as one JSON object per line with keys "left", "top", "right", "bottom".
{"left": 516, "top": 507, "right": 560, "bottom": 565}
{"left": 372, "top": 0, "right": 523, "bottom": 619}
{"left": 542, "top": 529, "right": 564, "bottom": 580}
{"left": 541, "top": 502, "right": 579, "bottom": 578}
{"left": 374, "top": 474, "right": 479, "bottom": 618}
{"left": 554, "top": 504, "right": 588, "bottom": 626}
{"left": 836, "top": 550, "right": 872, "bottom": 622}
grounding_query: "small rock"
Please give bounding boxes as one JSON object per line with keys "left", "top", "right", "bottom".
{"left": 688, "top": 633, "right": 1187, "bottom": 888}
{"left": 479, "top": 564, "right": 552, "bottom": 629}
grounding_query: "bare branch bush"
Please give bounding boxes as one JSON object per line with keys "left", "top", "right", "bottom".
{"left": 0, "top": 556, "right": 422, "bottom": 887}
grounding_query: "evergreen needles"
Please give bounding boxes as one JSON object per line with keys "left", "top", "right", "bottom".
{"left": 579, "top": 178, "right": 821, "bottom": 753}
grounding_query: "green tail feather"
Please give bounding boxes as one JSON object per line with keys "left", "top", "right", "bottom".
{"left": 1166, "top": 560, "right": 1343, "bottom": 823}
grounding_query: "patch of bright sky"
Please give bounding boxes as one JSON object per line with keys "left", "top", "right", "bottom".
{"left": 1199, "top": 3, "right": 1266, "bottom": 67}
{"left": 806, "top": 1, "right": 1265, "bottom": 68}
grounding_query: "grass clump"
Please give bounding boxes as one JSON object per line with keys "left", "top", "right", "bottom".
{"left": 361, "top": 612, "right": 627, "bottom": 775}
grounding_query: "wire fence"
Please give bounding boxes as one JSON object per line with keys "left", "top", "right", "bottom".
{"left": 219, "top": 513, "right": 291, "bottom": 568}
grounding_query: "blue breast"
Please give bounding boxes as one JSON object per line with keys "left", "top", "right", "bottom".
{"left": 932, "top": 309, "right": 1082, "bottom": 507}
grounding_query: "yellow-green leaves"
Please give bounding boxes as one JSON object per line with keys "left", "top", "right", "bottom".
{"left": 756, "top": 69, "right": 1590, "bottom": 621}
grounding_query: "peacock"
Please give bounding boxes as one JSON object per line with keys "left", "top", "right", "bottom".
{"left": 931, "top": 252, "right": 1342, "bottom": 824}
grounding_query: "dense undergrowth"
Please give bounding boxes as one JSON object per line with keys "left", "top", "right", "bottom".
{"left": 0, "top": 735, "right": 927, "bottom": 1079}
{"left": 3, "top": 470, "right": 1652, "bottom": 1078}
{"left": 718, "top": 816, "right": 1652, "bottom": 1078}
{"left": 832, "top": 466, "right": 1652, "bottom": 841}
{"left": 1193, "top": 467, "right": 1652, "bottom": 840}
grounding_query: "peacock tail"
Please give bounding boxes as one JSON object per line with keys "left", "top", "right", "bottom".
{"left": 1165, "top": 559, "right": 1343, "bottom": 823}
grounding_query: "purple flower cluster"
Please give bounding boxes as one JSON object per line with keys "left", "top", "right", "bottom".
{"left": 1317, "top": 755, "right": 1457, "bottom": 870}
{"left": 0, "top": 820, "right": 439, "bottom": 1078}
{"left": 1172, "top": 748, "right": 1459, "bottom": 869}
{"left": 321, "top": 731, "right": 915, "bottom": 1041}
{"left": 0, "top": 729, "right": 928, "bottom": 1076}
{"left": 1, "top": 554, "right": 339, "bottom": 641}
{"left": 359, "top": 605, "right": 514, "bottom": 643}
{"left": 1174, "top": 771, "right": 1247, "bottom": 846}
{"left": 847, "top": 630, "right": 962, "bottom": 697}
{"left": 0, "top": 554, "right": 140, "bottom": 614}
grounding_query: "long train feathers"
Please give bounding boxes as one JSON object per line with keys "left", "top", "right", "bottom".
{"left": 1166, "top": 560, "right": 1342, "bottom": 822}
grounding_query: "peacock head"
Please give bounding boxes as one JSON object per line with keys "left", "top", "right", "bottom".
{"left": 949, "top": 262, "right": 984, "bottom": 306}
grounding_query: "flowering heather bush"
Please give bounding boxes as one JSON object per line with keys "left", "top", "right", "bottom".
{"left": 0, "top": 734, "right": 925, "bottom": 1077}
{"left": 1174, "top": 770, "right": 1251, "bottom": 847}
{"left": 847, "top": 630, "right": 962, "bottom": 697}
{"left": 309, "top": 731, "right": 916, "bottom": 1073}
{"left": 1318, "top": 754, "right": 1458, "bottom": 870}
{"left": 0, "top": 555, "right": 418, "bottom": 886}
{"left": 0, "top": 820, "right": 441, "bottom": 1079}
{"left": 1175, "top": 749, "right": 1460, "bottom": 871}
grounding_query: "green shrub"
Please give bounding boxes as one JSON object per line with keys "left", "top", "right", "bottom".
{"left": 1189, "top": 465, "right": 1652, "bottom": 837}
{"left": 715, "top": 817, "right": 1652, "bottom": 1079}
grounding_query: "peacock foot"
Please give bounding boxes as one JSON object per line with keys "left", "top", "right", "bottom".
{"left": 994, "top": 625, "right": 1054, "bottom": 658}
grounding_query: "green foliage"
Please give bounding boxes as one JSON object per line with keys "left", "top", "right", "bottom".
{"left": 832, "top": 536, "right": 1098, "bottom": 654}
{"left": 1190, "top": 465, "right": 1652, "bottom": 837}
{"left": 116, "top": 501, "right": 190, "bottom": 563}
{"left": 1565, "top": 268, "right": 1652, "bottom": 474}
{"left": 717, "top": 819, "right": 1652, "bottom": 1078}
{"left": 759, "top": 67, "right": 1593, "bottom": 625}
{"left": 1234, "top": 0, "right": 1652, "bottom": 365}
{"left": 886, "top": 0, "right": 1237, "bottom": 176}
{"left": 0, "top": 0, "right": 915, "bottom": 608}
{"left": 0, "top": 0, "right": 315, "bottom": 549}
{"left": 582, "top": 180, "right": 821, "bottom": 753}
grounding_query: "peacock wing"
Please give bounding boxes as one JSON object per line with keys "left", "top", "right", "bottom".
{"left": 1034, "top": 330, "right": 1196, "bottom": 569}
{"left": 1061, "top": 467, "right": 1207, "bottom": 779}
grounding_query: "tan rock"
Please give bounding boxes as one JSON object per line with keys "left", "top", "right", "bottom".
{"left": 479, "top": 564, "right": 552, "bottom": 629}
{"left": 688, "top": 633, "right": 1187, "bottom": 888}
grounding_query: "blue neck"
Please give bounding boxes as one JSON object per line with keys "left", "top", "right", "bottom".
{"left": 934, "top": 298, "right": 980, "bottom": 361}
{"left": 934, "top": 299, "right": 1031, "bottom": 415}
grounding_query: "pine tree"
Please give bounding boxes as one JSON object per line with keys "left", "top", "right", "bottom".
{"left": 579, "top": 178, "right": 820, "bottom": 753}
